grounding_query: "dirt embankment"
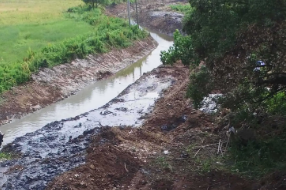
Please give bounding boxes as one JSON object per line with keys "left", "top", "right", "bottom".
{"left": 46, "top": 64, "right": 261, "bottom": 190}
{"left": 46, "top": 3, "right": 283, "bottom": 189}
{"left": 107, "top": 0, "right": 187, "bottom": 36}
{"left": 0, "top": 37, "right": 157, "bottom": 126}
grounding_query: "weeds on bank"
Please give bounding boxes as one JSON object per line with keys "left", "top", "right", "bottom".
{"left": 225, "top": 133, "right": 286, "bottom": 179}
{"left": 156, "top": 156, "right": 173, "bottom": 171}
{"left": 169, "top": 4, "right": 193, "bottom": 14}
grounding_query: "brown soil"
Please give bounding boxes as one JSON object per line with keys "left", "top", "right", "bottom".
{"left": 46, "top": 3, "right": 262, "bottom": 190}
{"left": 0, "top": 37, "right": 157, "bottom": 126}
{"left": 47, "top": 64, "right": 261, "bottom": 190}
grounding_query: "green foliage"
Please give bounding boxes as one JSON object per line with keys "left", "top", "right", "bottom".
{"left": 0, "top": 152, "right": 12, "bottom": 160}
{"left": 160, "top": 30, "right": 194, "bottom": 66}
{"left": 161, "top": 0, "right": 286, "bottom": 111}
{"left": 187, "top": 66, "right": 213, "bottom": 108}
{"left": 156, "top": 156, "right": 173, "bottom": 171}
{"left": 169, "top": 4, "right": 193, "bottom": 14}
{"left": 227, "top": 135, "right": 286, "bottom": 178}
{"left": 265, "top": 92, "right": 286, "bottom": 115}
{"left": 0, "top": 5, "right": 147, "bottom": 93}
{"left": 183, "top": 0, "right": 286, "bottom": 62}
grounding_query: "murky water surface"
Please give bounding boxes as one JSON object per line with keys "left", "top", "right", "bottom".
{"left": 0, "top": 32, "right": 173, "bottom": 146}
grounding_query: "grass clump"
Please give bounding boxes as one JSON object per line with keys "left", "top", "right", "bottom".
{"left": 226, "top": 131, "right": 286, "bottom": 178}
{"left": 169, "top": 4, "right": 193, "bottom": 14}
{"left": 0, "top": 152, "right": 12, "bottom": 160}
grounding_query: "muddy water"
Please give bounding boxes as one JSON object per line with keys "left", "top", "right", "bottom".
{"left": 0, "top": 32, "right": 173, "bottom": 146}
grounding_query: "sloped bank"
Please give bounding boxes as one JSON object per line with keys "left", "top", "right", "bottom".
{"left": 106, "top": 0, "right": 185, "bottom": 37}
{"left": 0, "top": 66, "right": 175, "bottom": 189}
{"left": 0, "top": 36, "right": 157, "bottom": 126}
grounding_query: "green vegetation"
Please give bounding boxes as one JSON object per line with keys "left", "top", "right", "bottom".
{"left": 0, "top": 152, "right": 12, "bottom": 160}
{"left": 227, "top": 135, "right": 286, "bottom": 178}
{"left": 169, "top": 4, "right": 192, "bottom": 14}
{"left": 0, "top": 20, "right": 94, "bottom": 64}
{"left": 0, "top": 0, "right": 147, "bottom": 93}
{"left": 161, "top": 0, "right": 286, "bottom": 179}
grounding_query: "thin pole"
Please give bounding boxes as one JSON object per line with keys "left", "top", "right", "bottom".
{"left": 135, "top": 0, "right": 139, "bottom": 25}
{"left": 127, "top": 0, "right": 131, "bottom": 26}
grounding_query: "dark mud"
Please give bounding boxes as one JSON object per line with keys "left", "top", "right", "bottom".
{"left": 0, "top": 68, "right": 174, "bottom": 189}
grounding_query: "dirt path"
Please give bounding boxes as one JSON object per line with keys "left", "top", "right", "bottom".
{"left": 0, "top": 37, "right": 157, "bottom": 126}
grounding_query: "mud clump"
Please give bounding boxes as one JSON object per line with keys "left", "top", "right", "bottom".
{"left": 48, "top": 143, "right": 141, "bottom": 189}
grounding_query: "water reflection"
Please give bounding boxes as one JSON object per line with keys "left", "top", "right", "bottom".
{"left": 0, "top": 32, "right": 173, "bottom": 145}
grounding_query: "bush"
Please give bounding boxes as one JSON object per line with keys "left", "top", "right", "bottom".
{"left": 227, "top": 133, "right": 286, "bottom": 178}
{"left": 170, "top": 4, "right": 193, "bottom": 14}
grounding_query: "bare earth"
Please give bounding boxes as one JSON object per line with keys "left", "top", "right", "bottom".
{"left": 47, "top": 64, "right": 259, "bottom": 190}
{"left": 1, "top": 1, "right": 284, "bottom": 189}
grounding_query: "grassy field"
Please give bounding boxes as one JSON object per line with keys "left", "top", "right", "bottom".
{"left": 0, "top": 0, "right": 93, "bottom": 63}
{"left": 0, "top": 0, "right": 84, "bottom": 25}
{"left": 0, "top": 0, "right": 147, "bottom": 93}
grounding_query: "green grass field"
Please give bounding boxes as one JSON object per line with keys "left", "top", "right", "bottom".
{"left": 0, "top": 0, "right": 93, "bottom": 63}
{"left": 0, "top": 0, "right": 84, "bottom": 25}
{"left": 0, "top": 0, "right": 147, "bottom": 93}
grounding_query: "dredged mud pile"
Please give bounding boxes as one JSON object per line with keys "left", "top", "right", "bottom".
{"left": 0, "top": 68, "right": 174, "bottom": 189}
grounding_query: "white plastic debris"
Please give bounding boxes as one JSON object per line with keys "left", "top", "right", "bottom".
{"left": 163, "top": 150, "right": 169, "bottom": 155}
{"left": 199, "top": 94, "right": 223, "bottom": 114}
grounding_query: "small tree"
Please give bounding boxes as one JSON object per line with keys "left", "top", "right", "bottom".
{"left": 82, "top": 0, "right": 105, "bottom": 9}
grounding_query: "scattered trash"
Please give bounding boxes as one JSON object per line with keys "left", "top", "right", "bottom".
{"left": 199, "top": 94, "right": 222, "bottom": 114}
{"left": 115, "top": 107, "right": 128, "bottom": 112}
{"left": 163, "top": 150, "right": 169, "bottom": 155}
{"left": 253, "top": 60, "right": 266, "bottom": 71}
{"left": 100, "top": 110, "right": 113, "bottom": 115}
